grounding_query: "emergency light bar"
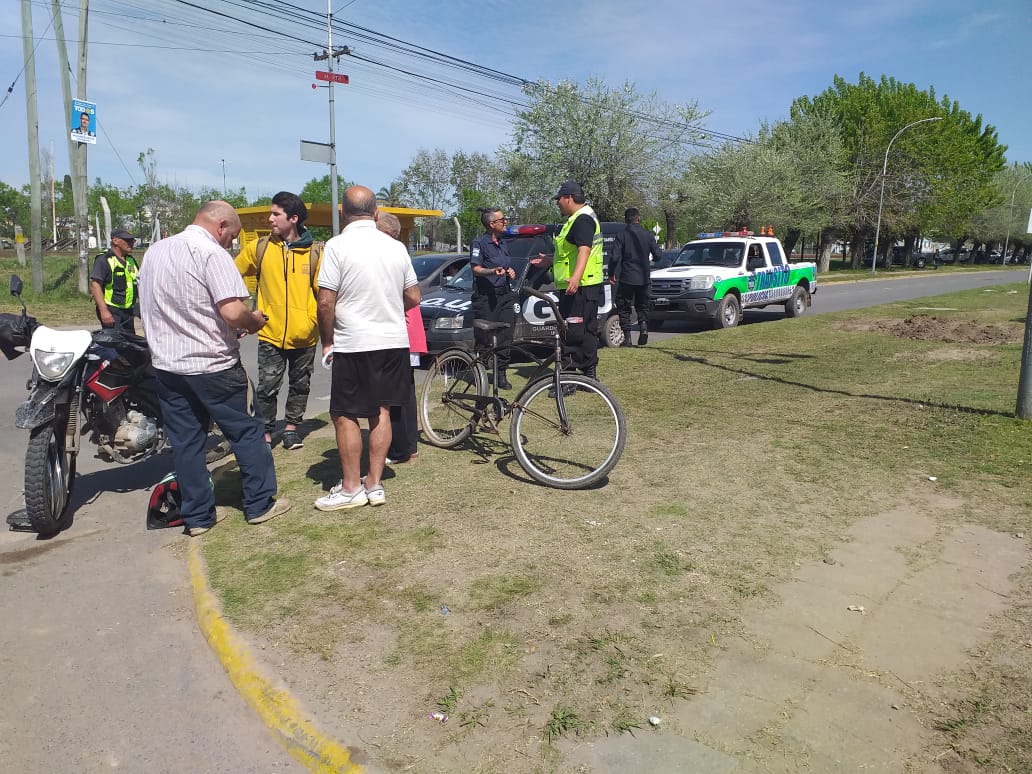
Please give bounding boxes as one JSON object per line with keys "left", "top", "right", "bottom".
{"left": 504, "top": 225, "right": 547, "bottom": 236}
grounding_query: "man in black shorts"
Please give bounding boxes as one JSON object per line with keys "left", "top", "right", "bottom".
{"left": 314, "top": 186, "right": 420, "bottom": 510}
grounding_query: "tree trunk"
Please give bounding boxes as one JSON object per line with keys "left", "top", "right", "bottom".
{"left": 817, "top": 230, "right": 835, "bottom": 273}
{"left": 902, "top": 232, "right": 917, "bottom": 268}
{"left": 663, "top": 208, "right": 677, "bottom": 248}
{"left": 850, "top": 230, "right": 864, "bottom": 270}
{"left": 782, "top": 228, "right": 801, "bottom": 258}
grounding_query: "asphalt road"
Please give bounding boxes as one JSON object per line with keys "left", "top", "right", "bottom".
{"left": 646, "top": 267, "right": 1029, "bottom": 339}
{"left": 0, "top": 266, "right": 1026, "bottom": 772}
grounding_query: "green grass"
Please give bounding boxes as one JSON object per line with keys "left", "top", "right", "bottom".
{"left": 185, "top": 275, "right": 1032, "bottom": 770}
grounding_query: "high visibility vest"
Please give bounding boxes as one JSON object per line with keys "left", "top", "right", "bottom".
{"left": 554, "top": 204, "right": 603, "bottom": 289}
{"left": 104, "top": 254, "right": 139, "bottom": 309}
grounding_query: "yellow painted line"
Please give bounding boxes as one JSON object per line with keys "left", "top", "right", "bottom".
{"left": 188, "top": 541, "right": 363, "bottom": 773}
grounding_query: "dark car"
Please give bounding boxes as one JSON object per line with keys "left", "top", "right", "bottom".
{"left": 418, "top": 223, "right": 623, "bottom": 358}
{"left": 412, "top": 253, "right": 469, "bottom": 293}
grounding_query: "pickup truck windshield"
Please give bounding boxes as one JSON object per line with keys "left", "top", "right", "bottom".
{"left": 673, "top": 242, "right": 744, "bottom": 269}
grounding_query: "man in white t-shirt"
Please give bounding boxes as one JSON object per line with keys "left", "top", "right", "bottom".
{"left": 314, "top": 186, "right": 420, "bottom": 510}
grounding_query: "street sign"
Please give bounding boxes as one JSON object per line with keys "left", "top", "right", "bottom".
{"left": 315, "top": 71, "right": 349, "bottom": 84}
{"left": 300, "top": 140, "right": 334, "bottom": 165}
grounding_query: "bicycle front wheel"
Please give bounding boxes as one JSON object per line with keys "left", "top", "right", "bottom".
{"left": 510, "top": 374, "right": 627, "bottom": 489}
{"left": 419, "top": 349, "right": 487, "bottom": 448}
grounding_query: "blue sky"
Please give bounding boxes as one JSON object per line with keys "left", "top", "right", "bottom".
{"left": 1, "top": 0, "right": 1028, "bottom": 202}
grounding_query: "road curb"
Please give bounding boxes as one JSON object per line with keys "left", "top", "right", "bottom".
{"left": 188, "top": 541, "right": 363, "bottom": 773}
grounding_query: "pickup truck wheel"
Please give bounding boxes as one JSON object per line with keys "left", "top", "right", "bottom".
{"left": 601, "top": 314, "right": 623, "bottom": 348}
{"left": 784, "top": 286, "right": 809, "bottom": 318}
{"left": 714, "top": 294, "right": 741, "bottom": 329}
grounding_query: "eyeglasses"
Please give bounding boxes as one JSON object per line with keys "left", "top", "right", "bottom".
{"left": 490, "top": 218, "right": 508, "bottom": 224}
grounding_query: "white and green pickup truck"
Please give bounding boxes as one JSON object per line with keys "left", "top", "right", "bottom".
{"left": 648, "top": 232, "right": 817, "bottom": 329}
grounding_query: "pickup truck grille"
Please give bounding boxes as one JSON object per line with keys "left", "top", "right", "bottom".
{"left": 651, "top": 278, "right": 688, "bottom": 297}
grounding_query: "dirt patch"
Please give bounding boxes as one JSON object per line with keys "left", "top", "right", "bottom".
{"left": 836, "top": 314, "right": 1021, "bottom": 344}
{"left": 566, "top": 494, "right": 1031, "bottom": 772}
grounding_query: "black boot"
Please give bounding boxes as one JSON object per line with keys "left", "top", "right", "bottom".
{"left": 638, "top": 323, "right": 649, "bottom": 346}
{"left": 582, "top": 365, "right": 597, "bottom": 380}
{"left": 497, "top": 370, "right": 512, "bottom": 390}
{"left": 620, "top": 329, "right": 634, "bottom": 347}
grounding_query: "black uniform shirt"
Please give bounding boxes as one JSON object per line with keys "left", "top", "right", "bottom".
{"left": 611, "top": 223, "right": 663, "bottom": 286}
{"left": 470, "top": 232, "right": 511, "bottom": 293}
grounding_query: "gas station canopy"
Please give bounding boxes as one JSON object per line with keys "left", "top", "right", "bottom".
{"left": 235, "top": 203, "right": 442, "bottom": 250}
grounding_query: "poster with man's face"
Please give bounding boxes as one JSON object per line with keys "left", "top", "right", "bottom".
{"left": 71, "top": 99, "right": 97, "bottom": 145}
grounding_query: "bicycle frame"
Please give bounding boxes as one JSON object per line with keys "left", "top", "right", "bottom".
{"left": 442, "top": 288, "right": 573, "bottom": 433}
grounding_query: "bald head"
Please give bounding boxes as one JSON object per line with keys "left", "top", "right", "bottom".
{"left": 194, "top": 200, "right": 242, "bottom": 249}
{"left": 341, "top": 186, "right": 377, "bottom": 224}
{"left": 376, "top": 211, "right": 402, "bottom": 240}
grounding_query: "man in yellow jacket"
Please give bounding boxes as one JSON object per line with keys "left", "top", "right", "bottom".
{"left": 235, "top": 191, "right": 322, "bottom": 450}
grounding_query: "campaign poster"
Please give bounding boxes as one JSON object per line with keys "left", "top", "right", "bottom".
{"left": 71, "top": 99, "right": 97, "bottom": 145}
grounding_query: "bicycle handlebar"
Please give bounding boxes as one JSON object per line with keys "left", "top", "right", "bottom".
{"left": 520, "top": 287, "right": 568, "bottom": 339}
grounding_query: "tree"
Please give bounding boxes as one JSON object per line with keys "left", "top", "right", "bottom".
{"left": 375, "top": 180, "right": 407, "bottom": 206}
{"left": 399, "top": 148, "right": 451, "bottom": 247}
{"left": 791, "top": 74, "right": 1006, "bottom": 268}
{"left": 300, "top": 174, "right": 355, "bottom": 205}
{"left": 506, "top": 78, "right": 707, "bottom": 220}
{"left": 450, "top": 151, "right": 504, "bottom": 246}
{"left": 0, "top": 181, "right": 30, "bottom": 241}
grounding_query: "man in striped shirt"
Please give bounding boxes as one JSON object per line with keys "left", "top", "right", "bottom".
{"left": 138, "top": 201, "right": 291, "bottom": 536}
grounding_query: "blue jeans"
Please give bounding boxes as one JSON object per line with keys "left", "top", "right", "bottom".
{"left": 155, "top": 362, "right": 277, "bottom": 528}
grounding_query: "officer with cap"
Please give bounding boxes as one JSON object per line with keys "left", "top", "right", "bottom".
{"left": 90, "top": 227, "right": 140, "bottom": 334}
{"left": 532, "top": 181, "right": 604, "bottom": 379}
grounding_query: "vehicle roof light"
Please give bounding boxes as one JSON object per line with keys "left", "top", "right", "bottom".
{"left": 505, "top": 224, "right": 547, "bottom": 236}
{"left": 696, "top": 231, "right": 724, "bottom": 239}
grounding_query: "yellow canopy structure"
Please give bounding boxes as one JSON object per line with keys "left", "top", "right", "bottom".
{"left": 235, "top": 203, "right": 443, "bottom": 251}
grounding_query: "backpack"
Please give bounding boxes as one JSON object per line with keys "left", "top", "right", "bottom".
{"left": 146, "top": 471, "right": 214, "bottom": 530}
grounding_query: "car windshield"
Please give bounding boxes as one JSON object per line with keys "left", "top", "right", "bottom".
{"left": 444, "top": 256, "right": 530, "bottom": 291}
{"left": 673, "top": 242, "right": 744, "bottom": 268}
{"left": 411, "top": 256, "right": 448, "bottom": 281}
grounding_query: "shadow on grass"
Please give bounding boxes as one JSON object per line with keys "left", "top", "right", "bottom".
{"left": 44, "top": 264, "right": 78, "bottom": 294}
{"left": 650, "top": 344, "right": 1014, "bottom": 419}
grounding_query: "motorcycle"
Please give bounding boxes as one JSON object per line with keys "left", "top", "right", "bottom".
{"left": 0, "top": 274, "right": 165, "bottom": 536}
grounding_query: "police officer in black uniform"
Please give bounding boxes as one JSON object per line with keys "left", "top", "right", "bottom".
{"left": 469, "top": 208, "right": 516, "bottom": 389}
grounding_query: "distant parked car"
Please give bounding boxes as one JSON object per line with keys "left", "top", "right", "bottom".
{"left": 411, "top": 253, "right": 469, "bottom": 293}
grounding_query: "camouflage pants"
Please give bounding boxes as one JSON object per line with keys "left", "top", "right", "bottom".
{"left": 257, "top": 341, "right": 316, "bottom": 434}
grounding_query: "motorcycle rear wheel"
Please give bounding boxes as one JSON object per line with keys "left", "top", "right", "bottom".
{"left": 24, "top": 423, "right": 76, "bottom": 536}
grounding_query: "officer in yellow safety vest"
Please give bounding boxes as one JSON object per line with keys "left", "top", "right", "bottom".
{"left": 532, "top": 181, "right": 604, "bottom": 379}
{"left": 90, "top": 227, "right": 140, "bottom": 334}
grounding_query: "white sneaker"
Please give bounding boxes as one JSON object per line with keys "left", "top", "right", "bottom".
{"left": 363, "top": 479, "right": 386, "bottom": 507}
{"left": 315, "top": 486, "right": 368, "bottom": 511}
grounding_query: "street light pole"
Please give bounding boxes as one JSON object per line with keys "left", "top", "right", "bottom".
{"left": 871, "top": 116, "right": 942, "bottom": 274}
{"left": 1001, "top": 171, "right": 1032, "bottom": 269}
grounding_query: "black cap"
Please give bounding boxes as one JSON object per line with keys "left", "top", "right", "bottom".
{"left": 111, "top": 228, "right": 135, "bottom": 244}
{"left": 552, "top": 181, "right": 583, "bottom": 200}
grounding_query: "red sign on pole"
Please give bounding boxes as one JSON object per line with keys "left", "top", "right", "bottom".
{"left": 315, "top": 71, "right": 349, "bottom": 84}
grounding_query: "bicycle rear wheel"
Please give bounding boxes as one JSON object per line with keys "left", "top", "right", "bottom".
{"left": 510, "top": 374, "right": 626, "bottom": 489}
{"left": 419, "top": 349, "right": 487, "bottom": 448}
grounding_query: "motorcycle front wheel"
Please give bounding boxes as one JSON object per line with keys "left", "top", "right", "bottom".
{"left": 24, "top": 422, "right": 76, "bottom": 536}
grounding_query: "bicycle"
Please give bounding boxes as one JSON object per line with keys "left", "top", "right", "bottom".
{"left": 418, "top": 287, "right": 627, "bottom": 489}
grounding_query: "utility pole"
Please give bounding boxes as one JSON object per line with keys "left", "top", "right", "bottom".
{"left": 74, "top": 0, "right": 90, "bottom": 293}
{"left": 313, "top": 1, "right": 349, "bottom": 235}
{"left": 20, "top": 0, "right": 44, "bottom": 292}
{"left": 49, "top": 143, "right": 57, "bottom": 243}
